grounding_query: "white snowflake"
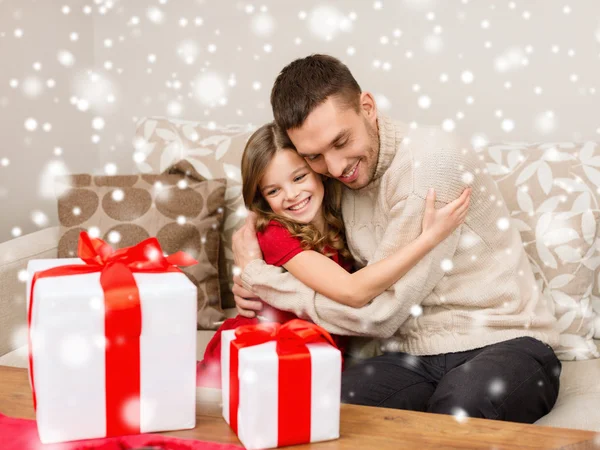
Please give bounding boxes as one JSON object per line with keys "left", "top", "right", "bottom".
{"left": 104, "top": 163, "right": 117, "bottom": 175}
{"left": 18, "top": 269, "right": 28, "bottom": 282}
{"left": 368, "top": 95, "right": 389, "bottom": 113}
{"left": 535, "top": 111, "right": 557, "bottom": 134}
{"left": 452, "top": 407, "right": 469, "bottom": 423}
{"left": 60, "top": 335, "right": 91, "bottom": 368}
{"left": 251, "top": 13, "right": 275, "bottom": 36}
{"left": 241, "top": 368, "right": 258, "bottom": 384}
{"left": 440, "top": 258, "right": 454, "bottom": 272}
{"left": 147, "top": 6, "right": 164, "bottom": 24}
{"left": 488, "top": 378, "right": 506, "bottom": 397}
{"left": 418, "top": 95, "right": 431, "bottom": 109}
{"left": 501, "top": 119, "right": 515, "bottom": 133}
{"left": 108, "top": 230, "right": 121, "bottom": 244}
{"left": 424, "top": 35, "right": 443, "bottom": 53}
{"left": 92, "top": 117, "right": 105, "bottom": 130}
{"left": 57, "top": 50, "right": 75, "bottom": 67}
{"left": 462, "top": 171, "right": 474, "bottom": 185}
{"left": 31, "top": 210, "right": 48, "bottom": 227}
{"left": 461, "top": 71, "right": 474, "bottom": 84}
{"left": 111, "top": 189, "right": 124, "bottom": 202}
{"left": 410, "top": 304, "right": 423, "bottom": 317}
{"left": 442, "top": 119, "right": 456, "bottom": 132}
{"left": 22, "top": 77, "right": 43, "bottom": 98}
{"left": 167, "top": 101, "right": 183, "bottom": 116}
{"left": 194, "top": 73, "right": 226, "bottom": 106}
{"left": 308, "top": 5, "right": 349, "bottom": 40}
{"left": 120, "top": 396, "right": 142, "bottom": 429}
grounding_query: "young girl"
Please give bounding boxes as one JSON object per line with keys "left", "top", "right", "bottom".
{"left": 197, "top": 122, "right": 471, "bottom": 387}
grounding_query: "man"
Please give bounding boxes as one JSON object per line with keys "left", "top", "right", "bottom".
{"left": 232, "top": 54, "right": 560, "bottom": 423}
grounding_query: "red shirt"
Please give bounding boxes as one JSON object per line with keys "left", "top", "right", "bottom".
{"left": 257, "top": 220, "right": 352, "bottom": 271}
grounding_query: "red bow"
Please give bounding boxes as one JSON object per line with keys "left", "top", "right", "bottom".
{"left": 229, "top": 319, "right": 338, "bottom": 447}
{"left": 28, "top": 232, "right": 197, "bottom": 437}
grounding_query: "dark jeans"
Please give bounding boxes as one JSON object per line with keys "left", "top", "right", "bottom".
{"left": 341, "top": 336, "right": 561, "bottom": 423}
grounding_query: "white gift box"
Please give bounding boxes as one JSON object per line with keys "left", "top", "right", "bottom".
{"left": 221, "top": 328, "right": 341, "bottom": 450}
{"left": 27, "top": 258, "right": 197, "bottom": 444}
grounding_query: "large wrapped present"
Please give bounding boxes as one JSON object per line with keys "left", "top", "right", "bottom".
{"left": 26, "top": 232, "right": 198, "bottom": 444}
{"left": 221, "top": 320, "right": 341, "bottom": 450}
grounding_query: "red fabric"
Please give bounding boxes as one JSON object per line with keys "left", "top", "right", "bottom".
{"left": 197, "top": 221, "right": 350, "bottom": 389}
{"left": 256, "top": 221, "right": 305, "bottom": 266}
{"left": 0, "top": 412, "right": 242, "bottom": 450}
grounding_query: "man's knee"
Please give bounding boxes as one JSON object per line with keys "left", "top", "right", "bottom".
{"left": 340, "top": 360, "right": 379, "bottom": 405}
{"left": 427, "top": 386, "right": 498, "bottom": 420}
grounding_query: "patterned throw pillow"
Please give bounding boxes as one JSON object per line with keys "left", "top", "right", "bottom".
{"left": 481, "top": 141, "right": 600, "bottom": 360}
{"left": 133, "top": 117, "right": 256, "bottom": 309}
{"left": 56, "top": 172, "right": 226, "bottom": 330}
{"left": 512, "top": 211, "right": 599, "bottom": 359}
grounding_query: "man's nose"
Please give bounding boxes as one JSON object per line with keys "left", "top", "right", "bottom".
{"left": 324, "top": 154, "right": 346, "bottom": 178}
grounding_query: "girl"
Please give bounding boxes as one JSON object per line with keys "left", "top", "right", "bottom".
{"left": 197, "top": 122, "right": 471, "bottom": 387}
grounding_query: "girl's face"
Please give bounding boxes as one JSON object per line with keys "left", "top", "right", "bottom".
{"left": 259, "top": 149, "right": 325, "bottom": 226}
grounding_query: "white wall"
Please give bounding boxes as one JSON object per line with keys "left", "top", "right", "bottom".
{"left": 1, "top": 0, "right": 599, "bottom": 241}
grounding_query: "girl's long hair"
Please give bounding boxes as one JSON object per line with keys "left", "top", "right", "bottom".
{"left": 241, "top": 122, "right": 351, "bottom": 260}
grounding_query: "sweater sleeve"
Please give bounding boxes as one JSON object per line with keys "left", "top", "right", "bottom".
{"left": 241, "top": 194, "right": 462, "bottom": 337}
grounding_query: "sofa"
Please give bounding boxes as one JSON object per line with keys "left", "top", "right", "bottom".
{"left": 1, "top": 117, "right": 599, "bottom": 431}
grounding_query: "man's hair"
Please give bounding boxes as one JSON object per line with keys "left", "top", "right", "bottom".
{"left": 270, "top": 54, "right": 362, "bottom": 131}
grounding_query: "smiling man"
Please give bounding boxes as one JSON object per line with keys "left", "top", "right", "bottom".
{"left": 232, "top": 54, "right": 560, "bottom": 423}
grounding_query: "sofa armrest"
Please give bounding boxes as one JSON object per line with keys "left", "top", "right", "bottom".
{"left": 0, "top": 227, "right": 59, "bottom": 358}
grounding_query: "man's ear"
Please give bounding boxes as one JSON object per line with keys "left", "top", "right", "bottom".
{"left": 359, "top": 91, "right": 377, "bottom": 125}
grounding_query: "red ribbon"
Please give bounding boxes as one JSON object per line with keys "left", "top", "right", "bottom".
{"left": 228, "top": 319, "right": 337, "bottom": 447}
{"left": 27, "top": 232, "right": 197, "bottom": 437}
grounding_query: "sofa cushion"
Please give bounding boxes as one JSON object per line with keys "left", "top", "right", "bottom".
{"left": 0, "top": 227, "right": 60, "bottom": 357}
{"left": 134, "top": 117, "right": 256, "bottom": 309}
{"left": 55, "top": 173, "right": 226, "bottom": 330}
{"left": 481, "top": 142, "right": 600, "bottom": 360}
{"left": 535, "top": 357, "right": 600, "bottom": 431}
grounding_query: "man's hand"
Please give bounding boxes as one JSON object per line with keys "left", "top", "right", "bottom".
{"left": 232, "top": 211, "right": 264, "bottom": 271}
{"left": 232, "top": 275, "right": 263, "bottom": 318}
{"left": 232, "top": 212, "right": 264, "bottom": 318}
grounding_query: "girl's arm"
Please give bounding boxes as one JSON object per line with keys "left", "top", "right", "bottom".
{"left": 283, "top": 187, "right": 471, "bottom": 308}
{"left": 283, "top": 234, "right": 436, "bottom": 308}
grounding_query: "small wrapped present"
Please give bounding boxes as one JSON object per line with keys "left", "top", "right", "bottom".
{"left": 27, "top": 232, "right": 198, "bottom": 444}
{"left": 221, "top": 320, "right": 341, "bottom": 450}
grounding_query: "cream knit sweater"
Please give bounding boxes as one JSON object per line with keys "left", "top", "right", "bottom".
{"left": 242, "top": 115, "right": 559, "bottom": 356}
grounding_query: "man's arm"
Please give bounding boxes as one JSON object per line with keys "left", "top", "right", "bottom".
{"left": 241, "top": 192, "right": 464, "bottom": 338}
{"left": 238, "top": 131, "right": 475, "bottom": 337}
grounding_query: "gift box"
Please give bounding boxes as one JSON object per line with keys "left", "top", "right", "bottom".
{"left": 221, "top": 320, "right": 341, "bottom": 450}
{"left": 26, "top": 232, "right": 198, "bottom": 444}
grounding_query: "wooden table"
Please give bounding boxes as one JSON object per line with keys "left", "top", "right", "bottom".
{"left": 1, "top": 366, "right": 597, "bottom": 449}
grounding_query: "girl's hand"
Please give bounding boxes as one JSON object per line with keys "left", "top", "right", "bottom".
{"left": 422, "top": 187, "right": 471, "bottom": 244}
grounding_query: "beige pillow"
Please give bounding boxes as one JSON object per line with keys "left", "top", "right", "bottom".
{"left": 56, "top": 173, "right": 226, "bottom": 330}
{"left": 511, "top": 211, "right": 599, "bottom": 359}
{"left": 134, "top": 117, "right": 256, "bottom": 309}
{"left": 481, "top": 141, "right": 600, "bottom": 360}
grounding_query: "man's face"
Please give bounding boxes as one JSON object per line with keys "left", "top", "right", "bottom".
{"left": 287, "top": 94, "right": 379, "bottom": 190}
